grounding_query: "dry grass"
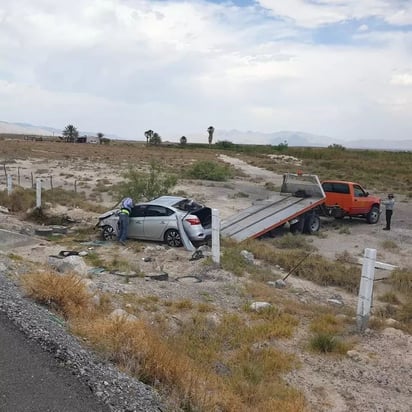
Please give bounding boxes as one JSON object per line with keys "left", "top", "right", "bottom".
{"left": 21, "top": 271, "right": 307, "bottom": 411}
{"left": 21, "top": 272, "right": 93, "bottom": 318}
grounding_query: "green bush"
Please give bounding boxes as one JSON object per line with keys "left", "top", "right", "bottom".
{"left": 116, "top": 161, "right": 177, "bottom": 201}
{"left": 309, "top": 333, "right": 344, "bottom": 353}
{"left": 186, "top": 161, "right": 233, "bottom": 181}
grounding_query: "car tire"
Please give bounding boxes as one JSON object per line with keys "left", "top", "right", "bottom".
{"left": 366, "top": 206, "right": 380, "bottom": 224}
{"left": 102, "top": 225, "right": 115, "bottom": 241}
{"left": 164, "top": 229, "right": 182, "bottom": 247}
{"left": 304, "top": 214, "right": 321, "bottom": 234}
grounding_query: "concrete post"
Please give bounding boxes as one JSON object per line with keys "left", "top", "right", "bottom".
{"left": 7, "top": 175, "right": 12, "bottom": 195}
{"left": 356, "top": 248, "right": 376, "bottom": 332}
{"left": 212, "top": 208, "right": 220, "bottom": 265}
{"left": 36, "top": 178, "right": 42, "bottom": 209}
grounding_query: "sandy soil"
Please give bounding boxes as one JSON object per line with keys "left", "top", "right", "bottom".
{"left": 1, "top": 153, "right": 412, "bottom": 412}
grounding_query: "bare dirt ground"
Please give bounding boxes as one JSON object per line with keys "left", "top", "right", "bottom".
{"left": 1, "top": 152, "right": 412, "bottom": 412}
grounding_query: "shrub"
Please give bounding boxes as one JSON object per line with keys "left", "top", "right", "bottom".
{"left": 116, "top": 161, "right": 177, "bottom": 201}
{"left": 310, "top": 333, "right": 339, "bottom": 353}
{"left": 0, "top": 187, "right": 35, "bottom": 212}
{"left": 215, "top": 140, "right": 236, "bottom": 150}
{"left": 391, "top": 268, "right": 412, "bottom": 295}
{"left": 21, "top": 272, "right": 92, "bottom": 319}
{"left": 186, "top": 160, "right": 233, "bottom": 181}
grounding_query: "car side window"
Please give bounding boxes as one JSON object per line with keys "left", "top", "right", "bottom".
{"left": 130, "top": 205, "right": 146, "bottom": 218}
{"left": 333, "top": 183, "right": 350, "bottom": 194}
{"left": 353, "top": 185, "right": 364, "bottom": 197}
{"left": 322, "top": 182, "right": 333, "bottom": 192}
{"left": 146, "top": 205, "right": 174, "bottom": 217}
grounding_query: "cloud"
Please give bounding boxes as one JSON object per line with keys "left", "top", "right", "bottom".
{"left": 391, "top": 71, "right": 412, "bottom": 85}
{"left": 0, "top": 0, "right": 411, "bottom": 142}
{"left": 257, "top": 0, "right": 412, "bottom": 28}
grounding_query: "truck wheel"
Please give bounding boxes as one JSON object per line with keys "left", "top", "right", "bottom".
{"left": 366, "top": 206, "right": 380, "bottom": 224}
{"left": 304, "top": 215, "right": 321, "bottom": 234}
{"left": 290, "top": 219, "right": 304, "bottom": 235}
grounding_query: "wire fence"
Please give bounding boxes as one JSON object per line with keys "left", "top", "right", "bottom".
{"left": 1, "top": 164, "right": 80, "bottom": 193}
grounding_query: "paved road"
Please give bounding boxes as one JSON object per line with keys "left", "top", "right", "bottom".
{"left": 0, "top": 312, "right": 109, "bottom": 412}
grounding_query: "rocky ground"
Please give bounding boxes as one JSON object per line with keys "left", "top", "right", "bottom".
{"left": 1, "top": 154, "right": 411, "bottom": 412}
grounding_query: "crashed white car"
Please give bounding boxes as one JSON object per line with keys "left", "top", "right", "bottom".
{"left": 96, "top": 196, "right": 212, "bottom": 247}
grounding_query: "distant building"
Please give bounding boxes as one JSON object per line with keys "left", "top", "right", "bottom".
{"left": 75, "top": 135, "right": 99, "bottom": 144}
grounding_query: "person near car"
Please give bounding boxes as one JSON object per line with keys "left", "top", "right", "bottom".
{"left": 118, "top": 197, "right": 133, "bottom": 245}
{"left": 382, "top": 193, "right": 395, "bottom": 231}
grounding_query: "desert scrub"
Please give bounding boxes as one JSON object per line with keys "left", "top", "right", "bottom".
{"left": 270, "top": 233, "right": 316, "bottom": 252}
{"left": 309, "top": 333, "right": 349, "bottom": 354}
{"left": 381, "top": 240, "right": 399, "bottom": 251}
{"left": 21, "top": 272, "right": 93, "bottom": 319}
{"left": 16, "top": 260, "right": 306, "bottom": 410}
{"left": 185, "top": 160, "right": 234, "bottom": 181}
{"left": 0, "top": 187, "right": 35, "bottom": 212}
{"left": 390, "top": 268, "right": 412, "bottom": 295}
{"left": 115, "top": 161, "right": 177, "bottom": 202}
{"left": 240, "top": 238, "right": 360, "bottom": 293}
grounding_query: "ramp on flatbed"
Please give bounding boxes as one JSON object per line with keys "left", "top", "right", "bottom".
{"left": 221, "top": 173, "right": 326, "bottom": 242}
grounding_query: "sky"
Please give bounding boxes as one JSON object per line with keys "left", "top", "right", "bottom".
{"left": 0, "top": 0, "right": 412, "bottom": 144}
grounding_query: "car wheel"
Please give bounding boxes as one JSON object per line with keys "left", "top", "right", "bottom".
{"left": 304, "top": 215, "right": 321, "bottom": 234}
{"left": 102, "top": 225, "right": 115, "bottom": 241}
{"left": 164, "top": 229, "right": 182, "bottom": 247}
{"left": 366, "top": 206, "right": 380, "bottom": 224}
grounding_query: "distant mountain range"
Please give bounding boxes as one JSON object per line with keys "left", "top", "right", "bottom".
{"left": 1, "top": 121, "right": 411, "bottom": 151}
{"left": 214, "top": 129, "right": 412, "bottom": 151}
{"left": 0, "top": 121, "right": 120, "bottom": 140}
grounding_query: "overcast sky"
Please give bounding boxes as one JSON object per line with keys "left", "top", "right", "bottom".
{"left": 1, "top": 0, "right": 411, "bottom": 143}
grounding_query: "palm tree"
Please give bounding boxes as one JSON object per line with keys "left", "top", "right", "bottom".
{"left": 144, "top": 130, "right": 154, "bottom": 145}
{"left": 97, "top": 132, "right": 104, "bottom": 144}
{"left": 180, "top": 136, "right": 187, "bottom": 145}
{"left": 207, "top": 126, "right": 215, "bottom": 146}
{"left": 62, "top": 124, "right": 79, "bottom": 143}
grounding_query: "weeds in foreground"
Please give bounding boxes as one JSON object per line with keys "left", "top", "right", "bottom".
{"left": 225, "top": 238, "right": 361, "bottom": 293}
{"left": 20, "top": 271, "right": 306, "bottom": 411}
{"left": 21, "top": 272, "right": 92, "bottom": 319}
{"left": 309, "top": 333, "right": 348, "bottom": 354}
{"left": 381, "top": 240, "right": 399, "bottom": 251}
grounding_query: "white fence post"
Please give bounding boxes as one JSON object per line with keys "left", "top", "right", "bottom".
{"left": 7, "top": 175, "right": 12, "bottom": 195}
{"left": 356, "top": 248, "right": 377, "bottom": 332}
{"left": 212, "top": 208, "right": 220, "bottom": 265}
{"left": 36, "top": 178, "right": 42, "bottom": 208}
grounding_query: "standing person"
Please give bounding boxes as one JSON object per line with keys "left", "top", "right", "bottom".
{"left": 382, "top": 193, "right": 395, "bottom": 231}
{"left": 118, "top": 197, "right": 133, "bottom": 245}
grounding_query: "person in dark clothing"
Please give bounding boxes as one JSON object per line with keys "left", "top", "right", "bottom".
{"left": 381, "top": 193, "right": 395, "bottom": 231}
{"left": 118, "top": 197, "right": 133, "bottom": 245}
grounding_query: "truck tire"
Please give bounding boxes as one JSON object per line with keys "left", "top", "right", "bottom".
{"left": 290, "top": 218, "right": 304, "bottom": 234}
{"left": 304, "top": 215, "right": 321, "bottom": 234}
{"left": 366, "top": 206, "right": 380, "bottom": 224}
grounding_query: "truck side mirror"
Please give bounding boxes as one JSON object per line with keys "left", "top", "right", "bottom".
{"left": 365, "top": 192, "right": 369, "bottom": 197}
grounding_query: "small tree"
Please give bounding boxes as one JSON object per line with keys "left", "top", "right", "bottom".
{"left": 207, "top": 126, "right": 215, "bottom": 145}
{"left": 150, "top": 132, "right": 162, "bottom": 145}
{"left": 62, "top": 124, "right": 79, "bottom": 143}
{"left": 97, "top": 132, "right": 104, "bottom": 144}
{"left": 116, "top": 161, "right": 177, "bottom": 201}
{"left": 180, "top": 136, "right": 187, "bottom": 146}
{"left": 144, "top": 130, "right": 154, "bottom": 145}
